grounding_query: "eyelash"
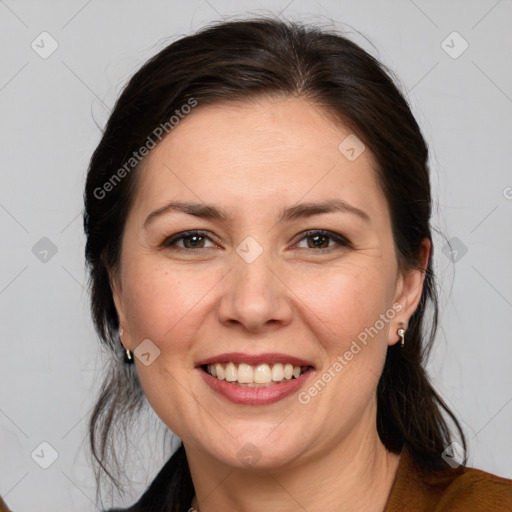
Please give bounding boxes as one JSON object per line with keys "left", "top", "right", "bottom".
{"left": 160, "top": 229, "right": 352, "bottom": 252}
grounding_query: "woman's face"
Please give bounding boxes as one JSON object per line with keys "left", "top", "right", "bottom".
{"left": 112, "top": 96, "right": 427, "bottom": 470}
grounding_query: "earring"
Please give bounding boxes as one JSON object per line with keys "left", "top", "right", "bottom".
{"left": 398, "top": 328, "right": 405, "bottom": 347}
{"left": 124, "top": 349, "right": 133, "bottom": 362}
{"left": 119, "top": 328, "right": 134, "bottom": 363}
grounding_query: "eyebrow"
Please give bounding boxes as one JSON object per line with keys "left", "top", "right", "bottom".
{"left": 143, "top": 198, "right": 370, "bottom": 229}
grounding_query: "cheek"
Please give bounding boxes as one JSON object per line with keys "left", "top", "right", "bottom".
{"left": 119, "top": 264, "right": 222, "bottom": 433}
{"left": 121, "top": 262, "right": 219, "bottom": 350}
{"left": 298, "top": 264, "right": 393, "bottom": 401}
{"left": 298, "top": 261, "right": 394, "bottom": 348}
{"left": 305, "top": 270, "right": 391, "bottom": 372}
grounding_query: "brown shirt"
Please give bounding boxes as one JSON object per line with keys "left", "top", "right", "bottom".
{"left": 384, "top": 449, "right": 512, "bottom": 511}
{"left": 0, "top": 497, "right": 11, "bottom": 512}
{"left": 1, "top": 449, "right": 511, "bottom": 511}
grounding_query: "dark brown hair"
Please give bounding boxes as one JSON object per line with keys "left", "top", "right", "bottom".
{"left": 84, "top": 16, "right": 466, "bottom": 511}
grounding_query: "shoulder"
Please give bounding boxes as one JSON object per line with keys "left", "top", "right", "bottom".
{"left": 386, "top": 449, "right": 512, "bottom": 512}
{"left": 438, "top": 465, "right": 512, "bottom": 509}
{"left": 0, "top": 497, "right": 12, "bottom": 512}
{"left": 102, "top": 443, "right": 193, "bottom": 512}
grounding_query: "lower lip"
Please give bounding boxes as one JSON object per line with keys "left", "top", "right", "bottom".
{"left": 198, "top": 368, "right": 313, "bottom": 405}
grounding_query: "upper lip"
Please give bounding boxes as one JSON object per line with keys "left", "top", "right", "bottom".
{"left": 196, "top": 352, "right": 315, "bottom": 368}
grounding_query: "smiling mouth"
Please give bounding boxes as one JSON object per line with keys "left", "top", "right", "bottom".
{"left": 202, "top": 362, "right": 313, "bottom": 387}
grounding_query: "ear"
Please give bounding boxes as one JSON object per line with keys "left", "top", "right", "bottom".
{"left": 388, "top": 238, "right": 431, "bottom": 346}
{"left": 110, "top": 270, "right": 133, "bottom": 351}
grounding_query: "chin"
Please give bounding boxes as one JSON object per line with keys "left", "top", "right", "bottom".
{"left": 205, "top": 434, "right": 307, "bottom": 471}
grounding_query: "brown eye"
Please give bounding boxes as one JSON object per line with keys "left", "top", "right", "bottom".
{"left": 162, "top": 231, "right": 216, "bottom": 250}
{"left": 307, "top": 233, "right": 330, "bottom": 248}
{"left": 296, "top": 230, "right": 351, "bottom": 251}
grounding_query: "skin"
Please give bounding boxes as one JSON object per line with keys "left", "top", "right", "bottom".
{"left": 111, "top": 96, "right": 430, "bottom": 512}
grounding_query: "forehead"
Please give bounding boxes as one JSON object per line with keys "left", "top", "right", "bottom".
{"left": 130, "top": 97, "right": 387, "bottom": 223}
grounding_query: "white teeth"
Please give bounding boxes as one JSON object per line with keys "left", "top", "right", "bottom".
{"left": 237, "top": 363, "right": 253, "bottom": 383}
{"left": 253, "top": 364, "right": 272, "bottom": 384}
{"left": 225, "top": 362, "right": 237, "bottom": 382}
{"left": 205, "top": 362, "right": 308, "bottom": 385}
{"left": 215, "top": 363, "right": 225, "bottom": 380}
{"left": 271, "top": 363, "right": 284, "bottom": 381}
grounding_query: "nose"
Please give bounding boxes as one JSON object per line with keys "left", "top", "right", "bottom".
{"left": 217, "top": 251, "right": 293, "bottom": 333}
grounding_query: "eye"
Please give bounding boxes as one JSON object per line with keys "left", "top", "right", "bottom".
{"left": 160, "top": 229, "right": 351, "bottom": 252}
{"left": 161, "top": 230, "right": 218, "bottom": 250}
{"left": 294, "top": 229, "right": 351, "bottom": 250}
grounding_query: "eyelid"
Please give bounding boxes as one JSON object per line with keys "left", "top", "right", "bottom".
{"left": 161, "top": 230, "right": 219, "bottom": 249}
{"left": 161, "top": 229, "right": 351, "bottom": 251}
{"left": 293, "top": 229, "right": 352, "bottom": 250}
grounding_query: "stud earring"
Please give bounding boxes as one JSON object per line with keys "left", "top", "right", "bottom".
{"left": 398, "top": 328, "right": 405, "bottom": 347}
{"left": 119, "top": 328, "right": 134, "bottom": 363}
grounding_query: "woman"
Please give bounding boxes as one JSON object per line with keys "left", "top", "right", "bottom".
{"left": 80, "top": 17, "right": 511, "bottom": 512}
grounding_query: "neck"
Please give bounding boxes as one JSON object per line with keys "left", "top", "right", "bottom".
{"left": 186, "top": 416, "right": 401, "bottom": 512}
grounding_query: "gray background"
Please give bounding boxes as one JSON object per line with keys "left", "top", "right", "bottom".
{"left": 1, "top": 0, "right": 511, "bottom": 510}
